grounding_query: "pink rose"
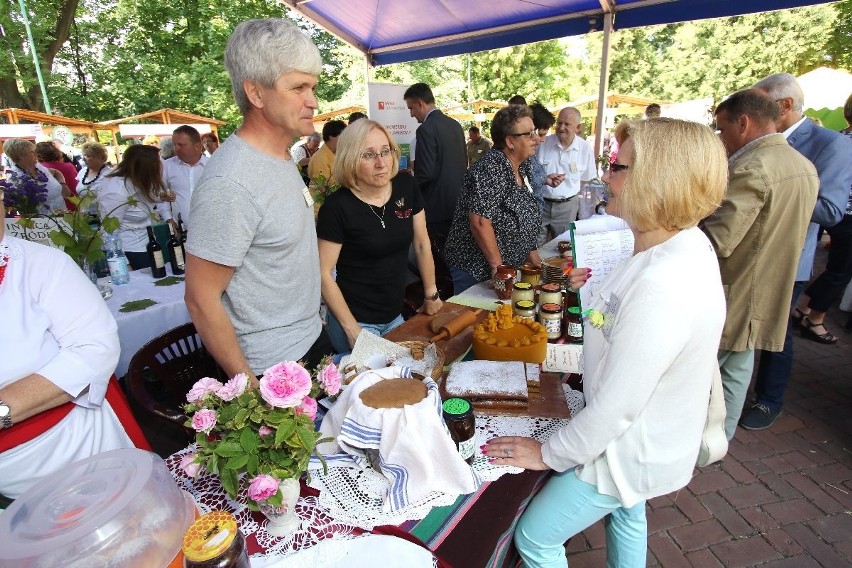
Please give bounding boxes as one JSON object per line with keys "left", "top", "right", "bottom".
{"left": 247, "top": 474, "right": 280, "bottom": 502}
{"left": 179, "top": 453, "right": 202, "bottom": 478}
{"left": 191, "top": 409, "right": 217, "bottom": 434}
{"left": 318, "top": 363, "right": 342, "bottom": 396}
{"left": 296, "top": 396, "right": 318, "bottom": 420}
{"left": 258, "top": 425, "right": 274, "bottom": 437}
{"left": 217, "top": 373, "right": 249, "bottom": 401}
{"left": 259, "top": 361, "right": 312, "bottom": 408}
{"left": 187, "top": 377, "right": 224, "bottom": 403}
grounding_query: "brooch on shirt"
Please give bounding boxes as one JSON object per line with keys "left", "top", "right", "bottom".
{"left": 395, "top": 209, "right": 412, "bottom": 219}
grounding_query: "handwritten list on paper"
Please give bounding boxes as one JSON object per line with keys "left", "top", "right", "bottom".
{"left": 543, "top": 343, "right": 584, "bottom": 374}
{"left": 570, "top": 216, "right": 634, "bottom": 309}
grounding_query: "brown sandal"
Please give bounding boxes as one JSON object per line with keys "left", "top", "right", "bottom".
{"left": 800, "top": 316, "right": 838, "bottom": 345}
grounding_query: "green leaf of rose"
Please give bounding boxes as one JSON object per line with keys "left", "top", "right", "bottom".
{"left": 239, "top": 426, "right": 260, "bottom": 453}
{"left": 225, "top": 455, "right": 249, "bottom": 470}
{"left": 220, "top": 467, "right": 239, "bottom": 499}
{"left": 296, "top": 426, "right": 317, "bottom": 450}
{"left": 213, "top": 441, "right": 243, "bottom": 457}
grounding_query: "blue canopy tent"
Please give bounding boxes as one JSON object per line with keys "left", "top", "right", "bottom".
{"left": 282, "top": 0, "right": 836, "bottom": 151}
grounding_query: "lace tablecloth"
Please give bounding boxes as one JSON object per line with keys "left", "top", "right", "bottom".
{"left": 166, "top": 386, "right": 584, "bottom": 555}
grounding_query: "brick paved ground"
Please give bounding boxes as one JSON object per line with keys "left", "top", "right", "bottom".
{"left": 566, "top": 243, "right": 852, "bottom": 567}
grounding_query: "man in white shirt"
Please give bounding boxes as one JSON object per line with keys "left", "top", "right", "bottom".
{"left": 163, "top": 125, "right": 208, "bottom": 224}
{"left": 535, "top": 107, "right": 597, "bottom": 244}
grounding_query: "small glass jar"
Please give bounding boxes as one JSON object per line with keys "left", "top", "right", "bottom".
{"left": 183, "top": 511, "right": 250, "bottom": 568}
{"left": 539, "top": 302, "right": 563, "bottom": 341}
{"left": 513, "top": 299, "right": 537, "bottom": 321}
{"left": 519, "top": 263, "right": 542, "bottom": 286}
{"left": 564, "top": 306, "right": 583, "bottom": 343}
{"left": 511, "top": 281, "right": 535, "bottom": 304}
{"left": 539, "top": 282, "right": 562, "bottom": 307}
{"left": 443, "top": 398, "right": 476, "bottom": 465}
{"left": 557, "top": 240, "right": 572, "bottom": 257}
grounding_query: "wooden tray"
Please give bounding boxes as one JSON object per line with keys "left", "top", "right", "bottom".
{"left": 384, "top": 304, "right": 489, "bottom": 365}
{"left": 438, "top": 372, "right": 572, "bottom": 419}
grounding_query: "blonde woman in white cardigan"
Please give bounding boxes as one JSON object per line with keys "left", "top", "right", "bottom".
{"left": 485, "top": 119, "right": 728, "bottom": 568}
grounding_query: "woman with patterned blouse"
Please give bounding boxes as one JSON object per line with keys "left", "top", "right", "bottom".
{"left": 444, "top": 105, "right": 543, "bottom": 294}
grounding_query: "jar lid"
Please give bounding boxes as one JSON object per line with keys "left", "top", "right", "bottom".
{"left": 567, "top": 306, "right": 581, "bottom": 314}
{"left": 540, "top": 283, "right": 561, "bottom": 292}
{"left": 541, "top": 302, "right": 562, "bottom": 313}
{"left": 182, "top": 511, "right": 239, "bottom": 562}
{"left": 515, "top": 300, "right": 535, "bottom": 309}
{"left": 442, "top": 397, "right": 472, "bottom": 417}
{"left": 513, "top": 282, "right": 533, "bottom": 290}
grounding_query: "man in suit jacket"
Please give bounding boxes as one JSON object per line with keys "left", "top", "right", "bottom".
{"left": 702, "top": 89, "right": 818, "bottom": 440}
{"left": 404, "top": 83, "right": 467, "bottom": 243}
{"left": 739, "top": 74, "right": 852, "bottom": 431}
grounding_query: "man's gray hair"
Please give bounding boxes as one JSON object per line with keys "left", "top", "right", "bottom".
{"left": 225, "top": 18, "right": 322, "bottom": 115}
{"left": 753, "top": 73, "right": 804, "bottom": 113}
{"left": 308, "top": 132, "right": 322, "bottom": 143}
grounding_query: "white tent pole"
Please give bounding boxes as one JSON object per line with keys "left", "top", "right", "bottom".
{"left": 593, "top": 12, "right": 613, "bottom": 158}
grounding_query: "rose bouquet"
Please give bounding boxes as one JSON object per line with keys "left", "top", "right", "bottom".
{"left": 182, "top": 357, "right": 342, "bottom": 510}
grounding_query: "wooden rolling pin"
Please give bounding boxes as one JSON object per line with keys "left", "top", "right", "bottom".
{"left": 430, "top": 309, "right": 483, "bottom": 342}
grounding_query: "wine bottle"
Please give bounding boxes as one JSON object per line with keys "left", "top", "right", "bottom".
{"left": 177, "top": 213, "right": 187, "bottom": 245}
{"left": 146, "top": 225, "right": 167, "bottom": 278}
{"left": 167, "top": 224, "right": 185, "bottom": 275}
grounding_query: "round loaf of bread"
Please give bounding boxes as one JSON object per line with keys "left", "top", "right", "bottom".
{"left": 359, "top": 378, "right": 427, "bottom": 409}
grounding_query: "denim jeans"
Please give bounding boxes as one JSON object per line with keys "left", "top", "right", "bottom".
{"left": 515, "top": 469, "right": 647, "bottom": 568}
{"left": 325, "top": 311, "right": 405, "bottom": 355}
{"left": 450, "top": 267, "right": 481, "bottom": 296}
{"left": 754, "top": 281, "right": 805, "bottom": 413}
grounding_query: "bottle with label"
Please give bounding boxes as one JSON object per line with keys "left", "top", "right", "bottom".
{"left": 564, "top": 306, "right": 583, "bottom": 343}
{"left": 442, "top": 398, "right": 476, "bottom": 465}
{"left": 178, "top": 213, "right": 188, "bottom": 245}
{"left": 182, "top": 510, "right": 250, "bottom": 568}
{"left": 106, "top": 234, "right": 130, "bottom": 285}
{"left": 168, "top": 224, "right": 186, "bottom": 275}
{"left": 146, "top": 225, "right": 167, "bottom": 278}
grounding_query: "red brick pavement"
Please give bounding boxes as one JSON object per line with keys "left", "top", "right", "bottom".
{"left": 565, "top": 244, "right": 852, "bottom": 566}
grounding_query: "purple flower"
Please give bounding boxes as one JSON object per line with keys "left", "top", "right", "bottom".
{"left": 259, "top": 362, "right": 312, "bottom": 408}
{"left": 2, "top": 173, "right": 49, "bottom": 216}
{"left": 318, "top": 363, "right": 342, "bottom": 396}
{"left": 187, "top": 377, "right": 224, "bottom": 403}
{"left": 247, "top": 474, "right": 280, "bottom": 502}
{"left": 217, "top": 373, "right": 248, "bottom": 401}
{"left": 191, "top": 409, "right": 217, "bottom": 434}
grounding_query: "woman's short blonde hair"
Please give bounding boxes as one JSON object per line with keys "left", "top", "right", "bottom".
{"left": 333, "top": 119, "right": 400, "bottom": 192}
{"left": 3, "top": 138, "right": 36, "bottom": 164}
{"left": 616, "top": 118, "right": 727, "bottom": 232}
{"left": 81, "top": 141, "right": 108, "bottom": 162}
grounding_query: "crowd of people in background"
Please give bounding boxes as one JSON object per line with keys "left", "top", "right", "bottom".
{"left": 3, "top": 15, "right": 852, "bottom": 567}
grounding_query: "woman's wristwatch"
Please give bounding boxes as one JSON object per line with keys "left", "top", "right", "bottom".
{"left": 0, "top": 400, "right": 12, "bottom": 429}
{"left": 425, "top": 291, "right": 440, "bottom": 301}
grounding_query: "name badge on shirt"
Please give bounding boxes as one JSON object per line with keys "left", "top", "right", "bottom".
{"left": 302, "top": 186, "right": 314, "bottom": 207}
{"left": 569, "top": 162, "right": 578, "bottom": 174}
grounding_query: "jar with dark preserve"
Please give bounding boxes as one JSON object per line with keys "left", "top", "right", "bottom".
{"left": 539, "top": 302, "right": 563, "bottom": 341}
{"left": 564, "top": 306, "right": 583, "bottom": 343}
{"left": 511, "top": 281, "right": 535, "bottom": 305}
{"left": 563, "top": 289, "right": 579, "bottom": 310}
{"left": 442, "top": 398, "right": 476, "bottom": 465}
{"left": 182, "top": 511, "right": 250, "bottom": 568}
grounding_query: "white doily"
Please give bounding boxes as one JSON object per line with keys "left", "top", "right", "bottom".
{"left": 166, "top": 448, "right": 359, "bottom": 558}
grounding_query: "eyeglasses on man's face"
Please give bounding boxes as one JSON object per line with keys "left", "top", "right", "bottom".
{"left": 509, "top": 130, "right": 538, "bottom": 140}
{"left": 360, "top": 148, "right": 394, "bottom": 161}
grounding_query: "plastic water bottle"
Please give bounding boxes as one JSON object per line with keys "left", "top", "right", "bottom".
{"left": 577, "top": 182, "right": 596, "bottom": 220}
{"left": 107, "top": 234, "right": 130, "bottom": 285}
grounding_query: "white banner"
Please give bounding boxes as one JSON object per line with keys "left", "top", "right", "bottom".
{"left": 367, "top": 83, "right": 420, "bottom": 166}
{"left": 119, "top": 123, "right": 212, "bottom": 139}
{"left": 4, "top": 217, "right": 72, "bottom": 249}
{"left": 0, "top": 124, "right": 43, "bottom": 141}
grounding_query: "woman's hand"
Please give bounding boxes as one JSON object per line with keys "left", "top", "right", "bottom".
{"left": 565, "top": 267, "right": 592, "bottom": 292}
{"left": 526, "top": 249, "right": 542, "bottom": 267}
{"left": 344, "top": 323, "right": 363, "bottom": 349}
{"left": 420, "top": 296, "right": 443, "bottom": 315}
{"left": 483, "top": 436, "right": 549, "bottom": 470}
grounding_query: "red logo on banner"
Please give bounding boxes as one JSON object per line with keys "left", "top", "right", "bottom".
{"left": 378, "top": 102, "right": 385, "bottom": 110}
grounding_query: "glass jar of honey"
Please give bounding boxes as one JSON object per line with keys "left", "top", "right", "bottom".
{"left": 513, "top": 299, "right": 537, "bottom": 321}
{"left": 511, "top": 281, "right": 535, "bottom": 305}
{"left": 182, "top": 511, "right": 250, "bottom": 568}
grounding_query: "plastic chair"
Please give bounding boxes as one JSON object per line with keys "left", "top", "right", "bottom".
{"left": 125, "top": 322, "right": 227, "bottom": 443}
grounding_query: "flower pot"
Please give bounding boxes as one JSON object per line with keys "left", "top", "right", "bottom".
{"left": 258, "top": 478, "right": 300, "bottom": 538}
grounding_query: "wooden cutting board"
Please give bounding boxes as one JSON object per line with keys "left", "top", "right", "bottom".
{"left": 384, "top": 304, "right": 489, "bottom": 364}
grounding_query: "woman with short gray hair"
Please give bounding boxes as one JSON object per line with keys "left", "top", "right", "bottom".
{"left": 3, "top": 138, "right": 68, "bottom": 213}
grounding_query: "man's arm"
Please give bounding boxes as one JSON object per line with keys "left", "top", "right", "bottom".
{"left": 184, "top": 253, "right": 255, "bottom": 380}
{"left": 701, "top": 167, "right": 766, "bottom": 259}
{"left": 806, "top": 134, "right": 852, "bottom": 228}
{"left": 413, "top": 122, "right": 438, "bottom": 192}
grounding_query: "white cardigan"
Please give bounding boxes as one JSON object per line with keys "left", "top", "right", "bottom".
{"left": 541, "top": 227, "right": 726, "bottom": 507}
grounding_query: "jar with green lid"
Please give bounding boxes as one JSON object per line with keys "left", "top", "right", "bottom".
{"left": 539, "top": 283, "right": 562, "bottom": 307}
{"left": 564, "top": 306, "right": 583, "bottom": 343}
{"left": 182, "top": 511, "right": 250, "bottom": 568}
{"left": 513, "top": 299, "right": 536, "bottom": 321}
{"left": 442, "top": 398, "right": 476, "bottom": 465}
{"left": 511, "top": 281, "right": 535, "bottom": 305}
{"left": 539, "top": 302, "right": 563, "bottom": 341}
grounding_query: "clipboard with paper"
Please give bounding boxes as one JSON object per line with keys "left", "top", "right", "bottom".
{"left": 567, "top": 215, "right": 634, "bottom": 311}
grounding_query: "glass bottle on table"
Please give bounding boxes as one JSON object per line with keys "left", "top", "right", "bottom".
{"left": 146, "top": 225, "right": 167, "bottom": 278}
{"left": 167, "top": 224, "right": 185, "bottom": 275}
{"left": 106, "top": 234, "right": 130, "bottom": 285}
{"left": 177, "top": 213, "right": 188, "bottom": 245}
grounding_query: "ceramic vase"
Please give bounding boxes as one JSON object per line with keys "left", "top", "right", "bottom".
{"left": 258, "top": 478, "right": 301, "bottom": 537}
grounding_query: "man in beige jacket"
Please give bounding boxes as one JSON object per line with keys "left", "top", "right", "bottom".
{"left": 702, "top": 89, "right": 818, "bottom": 440}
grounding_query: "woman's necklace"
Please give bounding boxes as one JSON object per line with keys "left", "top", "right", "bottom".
{"left": 366, "top": 202, "right": 386, "bottom": 229}
{"left": 81, "top": 165, "right": 105, "bottom": 186}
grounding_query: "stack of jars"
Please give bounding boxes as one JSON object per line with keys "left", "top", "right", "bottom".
{"left": 510, "top": 274, "right": 584, "bottom": 344}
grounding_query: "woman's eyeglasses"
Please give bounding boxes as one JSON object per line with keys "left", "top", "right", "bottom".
{"left": 609, "top": 163, "right": 630, "bottom": 173}
{"left": 508, "top": 130, "right": 538, "bottom": 140}
{"left": 360, "top": 148, "right": 394, "bottom": 161}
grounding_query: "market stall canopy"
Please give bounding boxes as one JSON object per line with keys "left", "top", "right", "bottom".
{"left": 797, "top": 67, "right": 852, "bottom": 111}
{"left": 0, "top": 108, "right": 101, "bottom": 140}
{"left": 282, "top": 0, "right": 836, "bottom": 66}
{"left": 96, "top": 108, "right": 225, "bottom": 135}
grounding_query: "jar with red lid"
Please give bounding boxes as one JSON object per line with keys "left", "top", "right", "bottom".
{"left": 539, "top": 282, "right": 562, "bottom": 307}
{"left": 539, "top": 302, "right": 563, "bottom": 341}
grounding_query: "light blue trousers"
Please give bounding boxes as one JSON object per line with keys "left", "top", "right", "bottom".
{"left": 326, "top": 311, "right": 405, "bottom": 355}
{"left": 717, "top": 348, "right": 755, "bottom": 440}
{"left": 515, "top": 469, "right": 647, "bottom": 568}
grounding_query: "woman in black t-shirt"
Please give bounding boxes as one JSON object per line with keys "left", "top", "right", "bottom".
{"left": 316, "top": 120, "right": 443, "bottom": 353}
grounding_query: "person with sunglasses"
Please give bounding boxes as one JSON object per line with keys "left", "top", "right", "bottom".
{"left": 444, "top": 104, "right": 543, "bottom": 294}
{"left": 317, "top": 120, "right": 443, "bottom": 353}
{"left": 535, "top": 106, "right": 597, "bottom": 245}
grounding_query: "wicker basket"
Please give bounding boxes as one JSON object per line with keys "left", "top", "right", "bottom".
{"left": 396, "top": 340, "right": 445, "bottom": 380}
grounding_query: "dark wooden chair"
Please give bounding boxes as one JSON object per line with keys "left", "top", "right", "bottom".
{"left": 125, "top": 322, "right": 227, "bottom": 446}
